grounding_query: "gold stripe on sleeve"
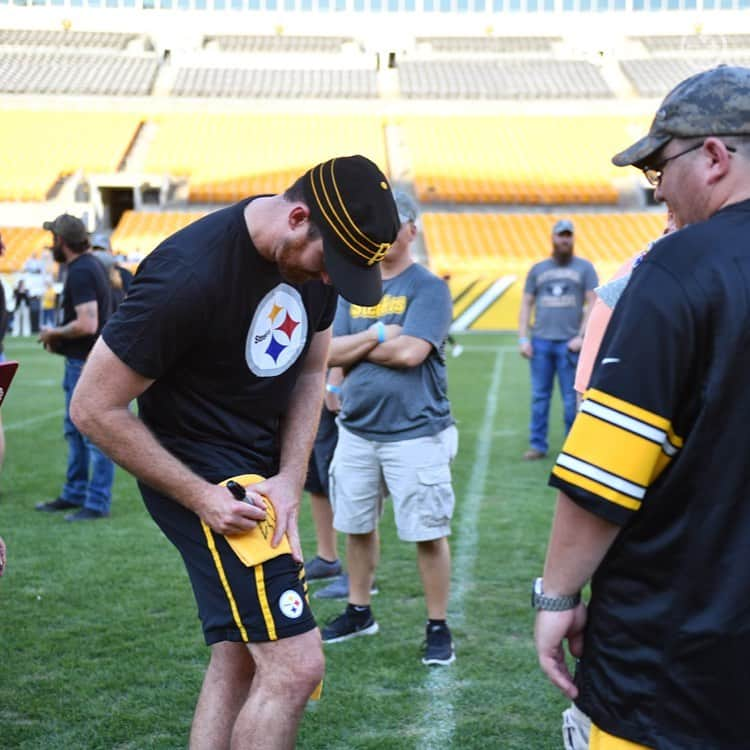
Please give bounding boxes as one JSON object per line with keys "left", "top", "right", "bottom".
{"left": 584, "top": 388, "right": 671, "bottom": 432}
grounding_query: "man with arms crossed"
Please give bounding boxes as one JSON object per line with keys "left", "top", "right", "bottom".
{"left": 71, "top": 155, "right": 400, "bottom": 750}
{"left": 321, "top": 192, "right": 458, "bottom": 665}
{"left": 534, "top": 66, "right": 750, "bottom": 749}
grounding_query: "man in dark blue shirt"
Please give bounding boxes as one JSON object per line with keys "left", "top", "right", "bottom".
{"left": 35, "top": 214, "right": 114, "bottom": 521}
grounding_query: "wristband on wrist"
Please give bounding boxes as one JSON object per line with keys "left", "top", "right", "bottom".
{"left": 376, "top": 321, "right": 386, "bottom": 344}
{"left": 519, "top": 336, "right": 530, "bottom": 346}
{"left": 325, "top": 384, "right": 341, "bottom": 394}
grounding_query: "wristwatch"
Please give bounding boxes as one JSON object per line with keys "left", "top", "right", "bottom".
{"left": 531, "top": 577, "right": 581, "bottom": 611}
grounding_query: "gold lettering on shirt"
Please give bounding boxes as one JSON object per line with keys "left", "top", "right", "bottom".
{"left": 350, "top": 295, "right": 408, "bottom": 318}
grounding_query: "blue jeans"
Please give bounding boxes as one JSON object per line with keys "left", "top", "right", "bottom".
{"left": 528, "top": 337, "right": 578, "bottom": 454}
{"left": 61, "top": 357, "right": 115, "bottom": 513}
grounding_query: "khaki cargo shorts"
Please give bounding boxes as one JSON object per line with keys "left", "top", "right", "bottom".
{"left": 329, "top": 424, "right": 458, "bottom": 542}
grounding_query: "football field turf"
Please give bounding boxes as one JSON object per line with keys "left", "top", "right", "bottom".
{"left": 0, "top": 333, "right": 572, "bottom": 749}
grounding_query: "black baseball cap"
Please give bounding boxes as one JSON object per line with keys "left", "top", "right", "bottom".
{"left": 302, "top": 155, "right": 400, "bottom": 306}
{"left": 43, "top": 214, "right": 88, "bottom": 245}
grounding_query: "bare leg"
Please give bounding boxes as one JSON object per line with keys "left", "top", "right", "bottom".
{"left": 347, "top": 530, "right": 378, "bottom": 606}
{"left": 231, "top": 628, "right": 325, "bottom": 750}
{"left": 190, "top": 641, "right": 255, "bottom": 750}
{"left": 309, "top": 491, "right": 338, "bottom": 561}
{"left": 417, "top": 537, "right": 451, "bottom": 619}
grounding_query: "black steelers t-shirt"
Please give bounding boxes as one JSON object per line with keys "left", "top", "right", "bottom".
{"left": 102, "top": 198, "right": 337, "bottom": 483}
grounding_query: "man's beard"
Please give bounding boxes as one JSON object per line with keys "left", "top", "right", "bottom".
{"left": 276, "top": 238, "right": 318, "bottom": 286}
{"left": 553, "top": 248, "right": 573, "bottom": 264}
{"left": 52, "top": 243, "right": 66, "bottom": 263}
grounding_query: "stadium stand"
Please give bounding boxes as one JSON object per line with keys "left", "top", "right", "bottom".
{"left": 110, "top": 210, "right": 207, "bottom": 262}
{"left": 170, "top": 67, "right": 378, "bottom": 98}
{"left": 142, "top": 113, "right": 389, "bottom": 203}
{"left": 636, "top": 34, "right": 750, "bottom": 53}
{"left": 423, "top": 211, "right": 667, "bottom": 330}
{"left": 398, "top": 59, "right": 612, "bottom": 99}
{"left": 0, "top": 28, "right": 139, "bottom": 50}
{"left": 0, "top": 227, "right": 48, "bottom": 274}
{"left": 205, "top": 34, "right": 355, "bottom": 53}
{"left": 621, "top": 57, "right": 750, "bottom": 97}
{"left": 0, "top": 111, "right": 142, "bottom": 201}
{"left": 416, "top": 36, "right": 561, "bottom": 54}
{"left": 0, "top": 51, "right": 159, "bottom": 96}
{"left": 402, "top": 115, "right": 647, "bottom": 204}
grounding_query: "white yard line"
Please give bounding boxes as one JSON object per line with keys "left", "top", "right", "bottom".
{"left": 5, "top": 410, "right": 64, "bottom": 432}
{"left": 416, "top": 348, "right": 506, "bottom": 749}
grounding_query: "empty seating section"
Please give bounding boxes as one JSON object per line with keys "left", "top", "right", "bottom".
{"left": 636, "top": 34, "right": 750, "bottom": 53}
{"left": 621, "top": 57, "right": 750, "bottom": 97}
{"left": 399, "top": 60, "right": 612, "bottom": 99}
{"left": 0, "top": 52, "right": 159, "bottom": 95}
{"left": 0, "top": 227, "right": 49, "bottom": 273}
{"left": 170, "top": 68, "right": 378, "bottom": 98}
{"left": 143, "top": 114, "right": 389, "bottom": 203}
{"left": 416, "top": 36, "right": 560, "bottom": 54}
{"left": 403, "top": 115, "right": 648, "bottom": 204}
{"left": 0, "top": 29, "right": 136, "bottom": 49}
{"left": 0, "top": 111, "right": 142, "bottom": 201}
{"left": 422, "top": 212, "right": 667, "bottom": 280}
{"left": 110, "top": 211, "right": 207, "bottom": 261}
{"left": 205, "top": 35, "right": 354, "bottom": 53}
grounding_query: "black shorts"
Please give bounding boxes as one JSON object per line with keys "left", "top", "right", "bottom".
{"left": 304, "top": 408, "right": 338, "bottom": 496}
{"left": 139, "top": 482, "right": 317, "bottom": 646}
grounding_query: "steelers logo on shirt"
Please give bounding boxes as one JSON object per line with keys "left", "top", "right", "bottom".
{"left": 279, "top": 589, "right": 304, "bottom": 619}
{"left": 246, "top": 284, "right": 309, "bottom": 377}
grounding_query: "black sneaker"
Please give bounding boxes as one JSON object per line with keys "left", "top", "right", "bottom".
{"left": 35, "top": 497, "right": 80, "bottom": 512}
{"left": 304, "top": 556, "right": 343, "bottom": 581}
{"left": 421, "top": 623, "right": 455, "bottom": 666}
{"left": 64, "top": 508, "right": 110, "bottom": 522}
{"left": 321, "top": 608, "right": 379, "bottom": 643}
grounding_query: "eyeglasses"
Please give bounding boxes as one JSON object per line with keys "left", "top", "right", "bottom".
{"left": 642, "top": 141, "right": 737, "bottom": 186}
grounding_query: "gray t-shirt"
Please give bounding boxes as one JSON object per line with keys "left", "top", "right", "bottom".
{"left": 334, "top": 263, "right": 454, "bottom": 442}
{"left": 524, "top": 256, "right": 598, "bottom": 340}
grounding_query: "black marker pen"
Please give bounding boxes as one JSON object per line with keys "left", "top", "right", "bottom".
{"left": 226, "top": 480, "right": 251, "bottom": 504}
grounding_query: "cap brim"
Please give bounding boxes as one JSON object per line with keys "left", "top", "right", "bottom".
{"left": 323, "top": 240, "right": 383, "bottom": 306}
{"left": 612, "top": 133, "right": 671, "bottom": 168}
{"left": 42, "top": 221, "right": 55, "bottom": 231}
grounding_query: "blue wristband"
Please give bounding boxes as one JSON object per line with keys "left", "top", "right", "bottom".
{"left": 519, "top": 336, "right": 530, "bottom": 346}
{"left": 376, "top": 321, "right": 386, "bottom": 344}
{"left": 325, "top": 384, "right": 341, "bottom": 394}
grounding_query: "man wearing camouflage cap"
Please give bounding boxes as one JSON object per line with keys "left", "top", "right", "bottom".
{"left": 533, "top": 66, "right": 750, "bottom": 749}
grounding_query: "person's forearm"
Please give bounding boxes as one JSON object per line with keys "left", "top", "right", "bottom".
{"left": 518, "top": 301, "right": 532, "bottom": 340}
{"left": 328, "top": 330, "right": 378, "bottom": 368}
{"left": 49, "top": 318, "right": 94, "bottom": 340}
{"left": 365, "top": 336, "right": 430, "bottom": 369}
{"left": 542, "top": 491, "right": 621, "bottom": 597}
{"left": 72, "top": 403, "right": 212, "bottom": 512}
{"left": 278, "top": 367, "right": 326, "bottom": 490}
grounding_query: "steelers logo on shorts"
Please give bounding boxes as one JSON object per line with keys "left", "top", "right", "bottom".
{"left": 279, "top": 589, "right": 304, "bottom": 619}
{"left": 246, "top": 284, "right": 309, "bottom": 377}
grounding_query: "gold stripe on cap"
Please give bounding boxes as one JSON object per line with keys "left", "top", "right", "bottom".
{"left": 311, "top": 160, "right": 392, "bottom": 265}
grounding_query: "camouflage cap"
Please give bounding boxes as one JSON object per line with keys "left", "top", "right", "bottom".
{"left": 612, "top": 65, "right": 750, "bottom": 168}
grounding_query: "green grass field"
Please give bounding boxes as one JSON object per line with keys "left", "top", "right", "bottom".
{"left": 0, "top": 333, "right": 572, "bottom": 750}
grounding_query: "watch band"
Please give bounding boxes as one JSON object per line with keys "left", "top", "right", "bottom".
{"left": 531, "top": 577, "right": 581, "bottom": 611}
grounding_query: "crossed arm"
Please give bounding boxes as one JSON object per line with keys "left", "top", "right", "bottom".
{"left": 329, "top": 324, "right": 432, "bottom": 370}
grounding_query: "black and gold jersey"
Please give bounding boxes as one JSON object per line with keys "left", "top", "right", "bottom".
{"left": 549, "top": 198, "right": 750, "bottom": 749}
